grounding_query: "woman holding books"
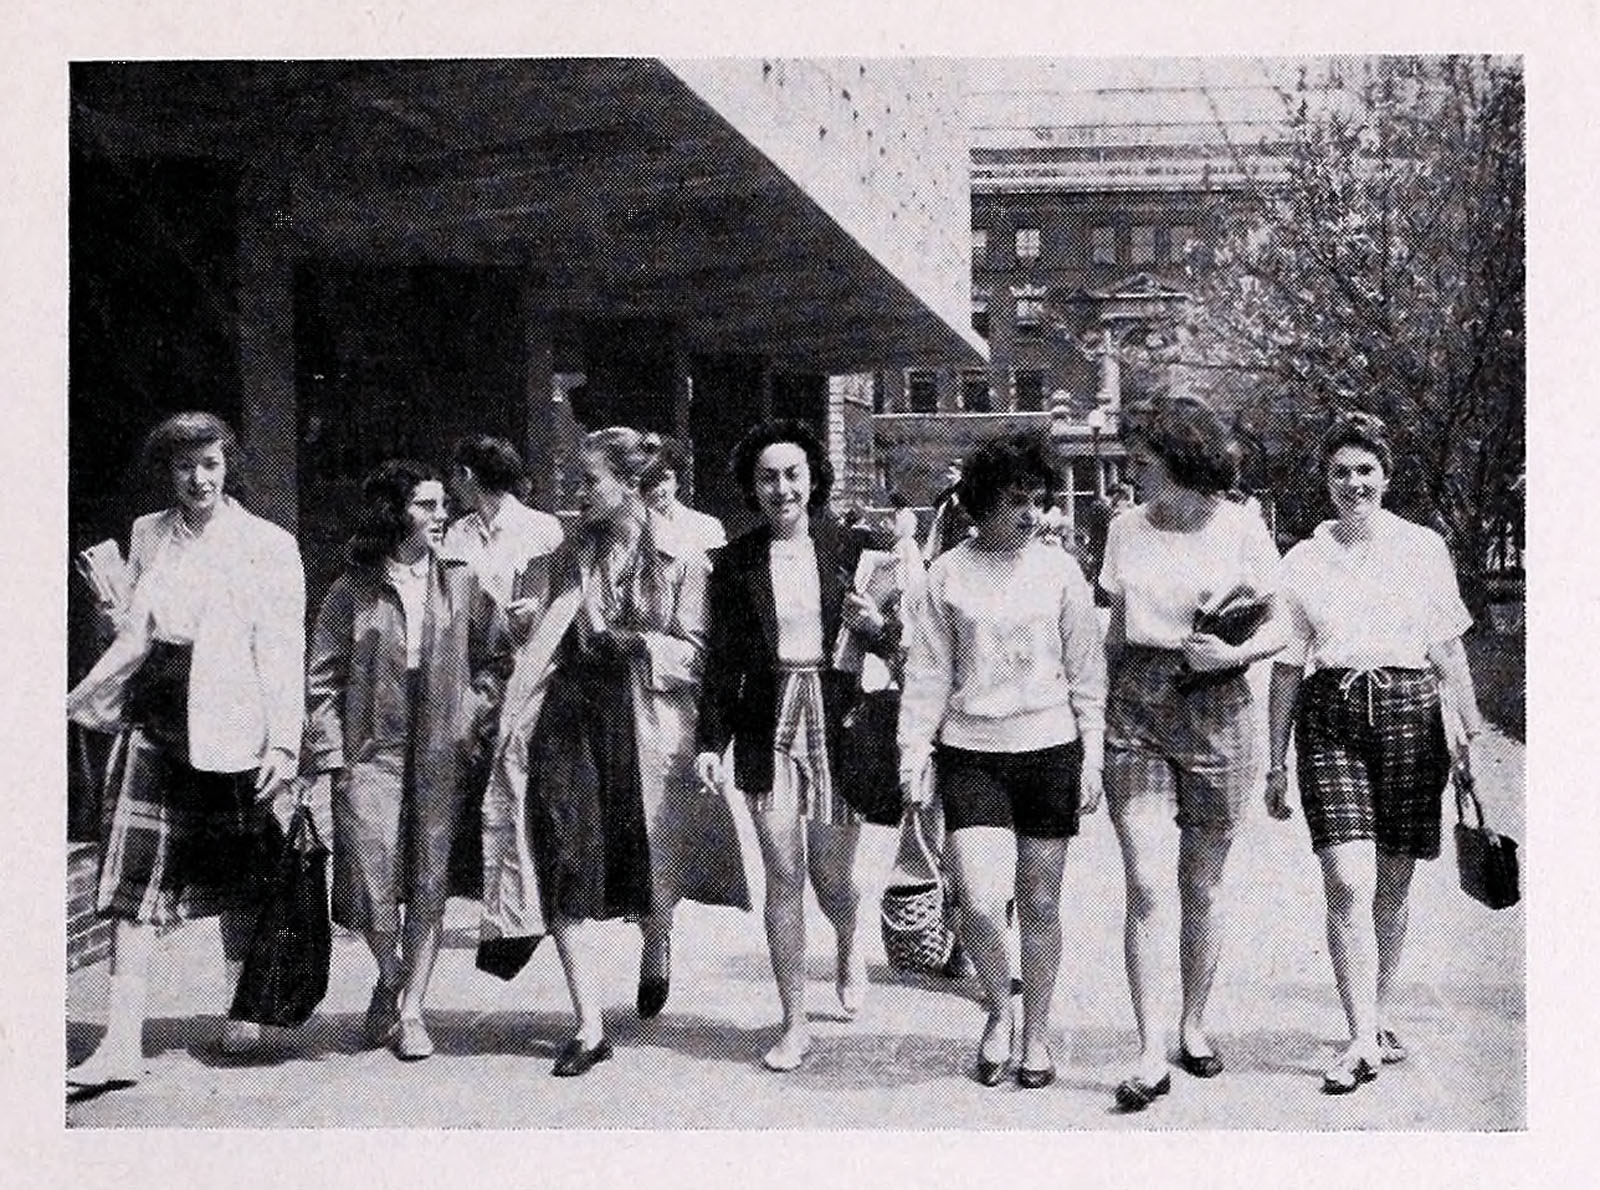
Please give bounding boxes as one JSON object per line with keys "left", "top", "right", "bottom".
{"left": 67, "top": 412, "right": 306, "bottom": 1093}
{"left": 695, "top": 419, "right": 901, "bottom": 1072}
{"left": 1098, "top": 396, "right": 1284, "bottom": 1111}
{"left": 1265, "top": 412, "right": 1484, "bottom": 1093}
{"left": 897, "top": 433, "right": 1106, "bottom": 1089}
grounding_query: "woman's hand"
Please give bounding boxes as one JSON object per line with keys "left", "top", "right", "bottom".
{"left": 1078, "top": 763, "right": 1103, "bottom": 815}
{"left": 840, "top": 591, "right": 885, "bottom": 637}
{"left": 901, "top": 756, "right": 933, "bottom": 808}
{"left": 254, "top": 747, "right": 299, "bottom": 800}
{"left": 695, "top": 751, "right": 725, "bottom": 791}
{"left": 504, "top": 597, "right": 540, "bottom": 637}
{"left": 1181, "top": 632, "right": 1243, "bottom": 673}
{"left": 1264, "top": 766, "right": 1293, "bottom": 820}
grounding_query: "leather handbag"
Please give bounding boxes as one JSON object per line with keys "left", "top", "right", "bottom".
{"left": 1176, "top": 587, "right": 1272, "bottom": 694}
{"left": 1453, "top": 760, "right": 1520, "bottom": 910}
{"left": 838, "top": 687, "right": 905, "bottom": 826}
{"left": 880, "top": 808, "right": 959, "bottom": 974}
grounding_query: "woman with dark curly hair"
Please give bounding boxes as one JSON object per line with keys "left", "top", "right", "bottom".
{"left": 1265, "top": 412, "right": 1484, "bottom": 1093}
{"left": 899, "top": 432, "right": 1105, "bottom": 1088}
{"left": 67, "top": 413, "right": 305, "bottom": 1092}
{"left": 304, "top": 459, "right": 510, "bottom": 1061}
{"left": 1098, "top": 396, "right": 1285, "bottom": 1111}
{"left": 696, "top": 419, "right": 902, "bottom": 1071}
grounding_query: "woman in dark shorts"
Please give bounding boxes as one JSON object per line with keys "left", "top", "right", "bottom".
{"left": 1098, "top": 397, "right": 1285, "bottom": 1110}
{"left": 1266, "top": 412, "right": 1486, "bottom": 1093}
{"left": 67, "top": 412, "right": 306, "bottom": 1092}
{"left": 304, "top": 460, "right": 509, "bottom": 1061}
{"left": 899, "top": 433, "right": 1106, "bottom": 1088}
{"left": 696, "top": 419, "right": 901, "bottom": 1072}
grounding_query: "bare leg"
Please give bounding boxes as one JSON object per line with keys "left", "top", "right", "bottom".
{"left": 218, "top": 907, "right": 262, "bottom": 1051}
{"left": 362, "top": 928, "right": 402, "bottom": 990}
{"left": 946, "top": 826, "right": 1018, "bottom": 1067}
{"left": 1374, "top": 851, "right": 1418, "bottom": 1036}
{"left": 550, "top": 916, "right": 606, "bottom": 1046}
{"left": 1177, "top": 825, "right": 1234, "bottom": 1058}
{"left": 807, "top": 818, "right": 865, "bottom": 1015}
{"left": 1110, "top": 792, "right": 1177, "bottom": 1083}
{"left": 1014, "top": 836, "right": 1070, "bottom": 1071}
{"left": 68, "top": 918, "right": 153, "bottom": 1084}
{"left": 751, "top": 806, "right": 810, "bottom": 1069}
{"left": 1318, "top": 841, "right": 1382, "bottom": 1066}
{"left": 398, "top": 915, "right": 443, "bottom": 1024}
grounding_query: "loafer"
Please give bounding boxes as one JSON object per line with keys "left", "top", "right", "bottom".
{"left": 364, "top": 983, "right": 400, "bottom": 1048}
{"left": 1377, "top": 1029, "right": 1408, "bottom": 1065}
{"left": 974, "top": 1054, "right": 1010, "bottom": 1087}
{"left": 1114, "top": 1072, "right": 1172, "bottom": 1111}
{"left": 1016, "top": 1063, "right": 1056, "bottom": 1090}
{"left": 638, "top": 936, "right": 671, "bottom": 1020}
{"left": 394, "top": 1017, "right": 434, "bottom": 1061}
{"left": 552, "top": 1036, "right": 614, "bottom": 1077}
{"left": 1321, "top": 1055, "right": 1378, "bottom": 1094}
{"left": 1177, "top": 1047, "right": 1224, "bottom": 1079}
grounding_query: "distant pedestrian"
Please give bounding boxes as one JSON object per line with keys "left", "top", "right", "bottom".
{"left": 899, "top": 432, "right": 1106, "bottom": 1089}
{"left": 1265, "top": 411, "right": 1487, "bottom": 1093}
{"left": 639, "top": 433, "right": 727, "bottom": 557}
{"left": 444, "top": 434, "right": 564, "bottom": 620}
{"left": 1098, "top": 396, "right": 1285, "bottom": 1111}
{"left": 924, "top": 459, "right": 975, "bottom": 560}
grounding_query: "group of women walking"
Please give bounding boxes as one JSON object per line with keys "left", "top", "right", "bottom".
{"left": 67, "top": 398, "right": 1490, "bottom": 1110}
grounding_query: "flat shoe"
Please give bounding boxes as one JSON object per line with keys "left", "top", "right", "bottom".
{"left": 762, "top": 1038, "right": 812, "bottom": 1073}
{"left": 394, "top": 1017, "right": 435, "bottom": 1061}
{"left": 1321, "top": 1055, "right": 1378, "bottom": 1094}
{"left": 364, "top": 983, "right": 400, "bottom": 1048}
{"left": 974, "top": 1055, "right": 1010, "bottom": 1087}
{"left": 1114, "top": 1072, "right": 1172, "bottom": 1111}
{"left": 637, "top": 976, "right": 670, "bottom": 1021}
{"left": 1016, "top": 1063, "right": 1056, "bottom": 1090}
{"left": 1377, "top": 1029, "right": 1408, "bottom": 1065}
{"left": 553, "top": 1036, "right": 613, "bottom": 1077}
{"left": 1177, "top": 1047, "right": 1224, "bottom": 1079}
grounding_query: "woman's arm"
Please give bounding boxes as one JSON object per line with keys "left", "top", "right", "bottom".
{"left": 1427, "top": 635, "right": 1486, "bottom": 761}
{"left": 695, "top": 550, "right": 741, "bottom": 759}
{"left": 1265, "top": 661, "right": 1303, "bottom": 818}
{"left": 256, "top": 529, "right": 308, "bottom": 763}
{"left": 636, "top": 554, "right": 708, "bottom": 692}
{"left": 303, "top": 577, "right": 353, "bottom": 775}
{"left": 897, "top": 568, "right": 954, "bottom": 801}
{"left": 1060, "top": 566, "right": 1107, "bottom": 773}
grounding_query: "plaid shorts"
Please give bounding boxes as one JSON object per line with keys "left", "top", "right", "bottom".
{"left": 96, "top": 728, "right": 263, "bottom": 928}
{"left": 1296, "top": 668, "right": 1452, "bottom": 858}
{"left": 746, "top": 665, "right": 860, "bottom": 828}
{"left": 1106, "top": 646, "right": 1256, "bottom": 832}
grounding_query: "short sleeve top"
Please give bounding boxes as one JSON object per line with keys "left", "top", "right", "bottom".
{"left": 1098, "top": 500, "right": 1280, "bottom": 648}
{"left": 1279, "top": 509, "right": 1472, "bottom": 670}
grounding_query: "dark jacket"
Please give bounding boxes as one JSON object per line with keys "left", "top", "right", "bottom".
{"left": 697, "top": 515, "right": 900, "bottom": 795}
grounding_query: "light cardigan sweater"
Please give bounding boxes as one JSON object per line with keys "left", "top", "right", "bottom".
{"left": 67, "top": 497, "right": 307, "bottom": 772}
{"left": 898, "top": 539, "right": 1106, "bottom": 788}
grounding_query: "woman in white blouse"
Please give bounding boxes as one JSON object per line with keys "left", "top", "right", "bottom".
{"left": 67, "top": 413, "right": 305, "bottom": 1093}
{"left": 1098, "top": 396, "right": 1284, "bottom": 1111}
{"left": 1266, "top": 412, "right": 1485, "bottom": 1093}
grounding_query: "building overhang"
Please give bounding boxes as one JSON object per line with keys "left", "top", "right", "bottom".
{"left": 71, "top": 59, "right": 985, "bottom": 374}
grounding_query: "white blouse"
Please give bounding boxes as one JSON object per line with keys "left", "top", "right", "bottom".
{"left": 1099, "top": 500, "right": 1281, "bottom": 648}
{"left": 138, "top": 515, "right": 216, "bottom": 645}
{"left": 1280, "top": 509, "right": 1473, "bottom": 670}
{"left": 384, "top": 556, "right": 430, "bottom": 669}
{"left": 769, "top": 536, "right": 824, "bottom": 663}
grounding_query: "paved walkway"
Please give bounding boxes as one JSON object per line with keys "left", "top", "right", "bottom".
{"left": 66, "top": 728, "right": 1523, "bottom": 1130}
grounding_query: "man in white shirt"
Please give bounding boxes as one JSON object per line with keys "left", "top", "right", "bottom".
{"left": 443, "top": 435, "right": 564, "bottom": 625}
{"left": 639, "top": 434, "right": 726, "bottom": 557}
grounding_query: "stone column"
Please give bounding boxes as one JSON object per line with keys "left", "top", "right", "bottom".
{"left": 520, "top": 281, "right": 556, "bottom": 511}
{"left": 236, "top": 166, "right": 298, "bottom": 531}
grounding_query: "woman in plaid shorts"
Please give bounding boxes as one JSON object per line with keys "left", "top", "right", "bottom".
{"left": 67, "top": 413, "right": 306, "bottom": 1093}
{"left": 1266, "top": 413, "right": 1486, "bottom": 1093}
{"left": 1098, "top": 397, "right": 1285, "bottom": 1111}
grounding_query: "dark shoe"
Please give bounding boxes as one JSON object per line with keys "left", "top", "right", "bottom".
{"left": 1377, "top": 1029, "right": 1408, "bottom": 1065}
{"left": 974, "top": 1054, "right": 1010, "bottom": 1087}
{"left": 552, "top": 1036, "right": 614, "bottom": 1077}
{"left": 1016, "top": 1063, "right": 1056, "bottom": 1090}
{"left": 364, "top": 983, "right": 399, "bottom": 1049}
{"left": 394, "top": 1017, "right": 434, "bottom": 1061}
{"left": 1321, "top": 1055, "right": 1378, "bottom": 1094}
{"left": 1177, "top": 1047, "right": 1225, "bottom": 1079}
{"left": 1114, "top": 1072, "right": 1172, "bottom": 1111}
{"left": 637, "top": 976, "right": 669, "bottom": 1021}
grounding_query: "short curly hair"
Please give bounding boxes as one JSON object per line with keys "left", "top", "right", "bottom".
{"left": 639, "top": 433, "right": 694, "bottom": 499}
{"left": 349, "top": 458, "right": 442, "bottom": 567}
{"left": 956, "top": 432, "right": 1063, "bottom": 522}
{"left": 452, "top": 434, "right": 526, "bottom": 495}
{"left": 1317, "top": 409, "right": 1394, "bottom": 478}
{"left": 730, "top": 418, "right": 833, "bottom": 512}
{"left": 1121, "top": 395, "right": 1237, "bottom": 494}
{"left": 139, "top": 411, "right": 250, "bottom": 504}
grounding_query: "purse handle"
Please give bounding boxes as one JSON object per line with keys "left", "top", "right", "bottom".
{"left": 894, "top": 805, "right": 942, "bottom": 886}
{"left": 1452, "top": 756, "right": 1488, "bottom": 832}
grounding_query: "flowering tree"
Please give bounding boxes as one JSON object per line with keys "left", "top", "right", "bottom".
{"left": 1183, "top": 56, "right": 1524, "bottom": 606}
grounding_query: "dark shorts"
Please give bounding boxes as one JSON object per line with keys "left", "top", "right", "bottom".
{"left": 936, "top": 740, "right": 1084, "bottom": 840}
{"left": 1106, "top": 646, "right": 1255, "bottom": 832}
{"left": 1296, "top": 668, "right": 1452, "bottom": 859}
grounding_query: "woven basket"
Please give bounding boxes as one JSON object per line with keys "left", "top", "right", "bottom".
{"left": 880, "top": 810, "right": 957, "bottom": 974}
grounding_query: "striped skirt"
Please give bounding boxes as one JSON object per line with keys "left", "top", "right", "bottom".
{"left": 746, "top": 664, "right": 860, "bottom": 828}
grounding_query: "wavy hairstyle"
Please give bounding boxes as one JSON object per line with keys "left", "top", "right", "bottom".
{"left": 581, "top": 426, "right": 668, "bottom": 627}
{"left": 730, "top": 418, "right": 833, "bottom": 512}
{"left": 1120, "top": 394, "right": 1238, "bottom": 494}
{"left": 956, "top": 431, "right": 1063, "bottom": 522}
{"left": 138, "top": 411, "right": 250, "bottom": 507}
{"left": 1317, "top": 409, "right": 1395, "bottom": 478}
{"left": 452, "top": 434, "right": 526, "bottom": 496}
{"left": 638, "top": 433, "right": 694, "bottom": 500}
{"left": 348, "top": 458, "right": 441, "bottom": 568}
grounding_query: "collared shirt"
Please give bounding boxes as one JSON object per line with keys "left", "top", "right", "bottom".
{"left": 442, "top": 495, "right": 564, "bottom": 606}
{"left": 1280, "top": 509, "right": 1473, "bottom": 670}
{"left": 653, "top": 499, "right": 726, "bottom": 557}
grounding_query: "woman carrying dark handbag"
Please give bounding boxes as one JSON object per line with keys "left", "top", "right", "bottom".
{"left": 898, "top": 433, "right": 1106, "bottom": 1090}
{"left": 1266, "top": 411, "right": 1492, "bottom": 1093}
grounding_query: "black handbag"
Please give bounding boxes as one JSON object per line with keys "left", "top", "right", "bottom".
{"left": 229, "top": 802, "right": 333, "bottom": 1027}
{"left": 1176, "top": 588, "right": 1272, "bottom": 694}
{"left": 1453, "top": 761, "right": 1520, "bottom": 910}
{"left": 837, "top": 687, "right": 905, "bottom": 826}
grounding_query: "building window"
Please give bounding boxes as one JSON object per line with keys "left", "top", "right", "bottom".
{"left": 1013, "top": 284, "right": 1047, "bottom": 338}
{"left": 972, "top": 228, "right": 988, "bottom": 262}
{"left": 906, "top": 369, "right": 938, "bottom": 413}
{"left": 1016, "top": 227, "right": 1041, "bottom": 260}
{"left": 872, "top": 371, "right": 886, "bottom": 414}
{"left": 1089, "top": 225, "right": 1117, "bottom": 265}
{"left": 1130, "top": 225, "right": 1157, "bottom": 265}
{"left": 1013, "top": 370, "right": 1044, "bottom": 412}
{"left": 1168, "top": 225, "right": 1197, "bottom": 262}
{"left": 961, "top": 370, "right": 993, "bottom": 413}
{"left": 971, "top": 289, "right": 990, "bottom": 339}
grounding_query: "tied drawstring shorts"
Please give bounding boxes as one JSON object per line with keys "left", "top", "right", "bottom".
{"left": 1295, "top": 667, "right": 1452, "bottom": 859}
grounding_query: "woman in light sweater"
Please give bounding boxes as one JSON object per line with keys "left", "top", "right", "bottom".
{"left": 899, "top": 433, "right": 1106, "bottom": 1089}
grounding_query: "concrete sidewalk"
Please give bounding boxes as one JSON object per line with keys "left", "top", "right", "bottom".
{"left": 66, "top": 729, "right": 1523, "bottom": 1130}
